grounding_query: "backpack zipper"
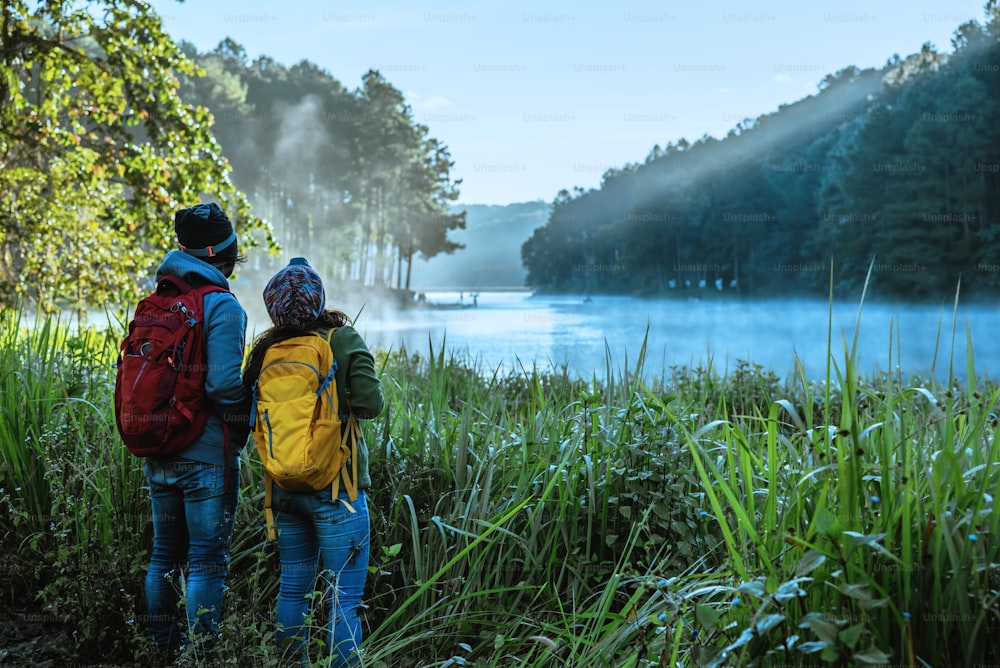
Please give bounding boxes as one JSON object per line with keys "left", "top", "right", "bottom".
{"left": 131, "top": 358, "right": 150, "bottom": 392}
{"left": 264, "top": 408, "right": 274, "bottom": 458}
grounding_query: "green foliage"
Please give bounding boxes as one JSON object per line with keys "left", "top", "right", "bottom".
{"left": 3, "top": 305, "right": 1000, "bottom": 665}
{"left": 0, "top": 307, "right": 149, "bottom": 661}
{"left": 0, "top": 1, "right": 276, "bottom": 314}
{"left": 0, "top": 0, "right": 466, "bottom": 312}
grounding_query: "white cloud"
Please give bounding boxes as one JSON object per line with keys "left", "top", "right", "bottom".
{"left": 773, "top": 74, "right": 792, "bottom": 83}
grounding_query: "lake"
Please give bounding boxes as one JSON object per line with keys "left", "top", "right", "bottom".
{"left": 340, "top": 291, "right": 1000, "bottom": 383}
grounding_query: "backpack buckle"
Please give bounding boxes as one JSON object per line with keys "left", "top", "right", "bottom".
{"left": 170, "top": 302, "right": 199, "bottom": 328}
{"left": 168, "top": 341, "right": 186, "bottom": 370}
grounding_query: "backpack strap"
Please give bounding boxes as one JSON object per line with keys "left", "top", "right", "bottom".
{"left": 315, "top": 327, "right": 336, "bottom": 346}
{"left": 264, "top": 471, "right": 277, "bottom": 540}
{"left": 262, "top": 434, "right": 353, "bottom": 542}
{"left": 156, "top": 274, "right": 193, "bottom": 295}
{"left": 156, "top": 274, "right": 230, "bottom": 299}
{"left": 186, "top": 281, "right": 234, "bottom": 490}
{"left": 331, "top": 413, "right": 360, "bottom": 514}
{"left": 321, "top": 327, "right": 359, "bottom": 513}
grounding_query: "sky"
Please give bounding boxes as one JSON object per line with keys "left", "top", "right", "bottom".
{"left": 147, "top": 0, "right": 990, "bottom": 206}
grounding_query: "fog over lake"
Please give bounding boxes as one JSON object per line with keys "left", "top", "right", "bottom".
{"left": 342, "top": 292, "right": 1000, "bottom": 383}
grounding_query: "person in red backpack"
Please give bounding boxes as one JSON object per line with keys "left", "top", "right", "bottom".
{"left": 142, "top": 202, "right": 249, "bottom": 663}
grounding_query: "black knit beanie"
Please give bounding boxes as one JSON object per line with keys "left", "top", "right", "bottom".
{"left": 174, "top": 203, "right": 238, "bottom": 263}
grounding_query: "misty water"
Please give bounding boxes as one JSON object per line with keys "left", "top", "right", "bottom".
{"left": 344, "top": 291, "right": 1000, "bottom": 383}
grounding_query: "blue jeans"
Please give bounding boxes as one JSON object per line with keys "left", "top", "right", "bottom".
{"left": 144, "top": 458, "right": 238, "bottom": 655}
{"left": 273, "top": 486, "right": 370, "bottom": 667}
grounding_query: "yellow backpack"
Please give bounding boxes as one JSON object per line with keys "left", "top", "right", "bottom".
{"left": 250, "top": 329, "right": 360, "bottom": 539}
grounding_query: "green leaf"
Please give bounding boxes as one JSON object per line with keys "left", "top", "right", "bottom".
{"left": 839, "top": 622, "right": 865, "bottom": 649}
{"left": 854, "top": 646, "right": 892, "bottom": 664}
{"left": 813, "top": 507, "right": 839, "bottom": 536}
{"left": 651, "top": 502, "right": 671, "bottom": 519}
{"left": 755, "top": 613, "right": 785, "bottom": 635}
{"left": 797, "top": 640, "right": 832, "bottom": 654}
{"left": 837, "top": 583, "right": 872, "bottom": 602}
{"left": 799, "top": 612, "right": 838, "bottom": 644}
{"left": 775, "top": 577, "right": 810, "bottom": 603}
{"left": 699, "top": 647, "right": 729, "bottom": 668}
{"left": 723, "top": 628, "right": 755, "bottom": 653}
{"left": 738, "top": 580, "right": 767, "bottom": 598}
{"left": 795, "top": 550, "right": 827, "bottom": 576}
{"left": 696, "top": 603, "right": 721, "bottom": 631}
{"left": 821, "top": 645, "right": 842, "bottom": 662}
{"left": 843, "top": 531, "right": 887, "bottom": 549}
{"left": 861, "top": 597, "right": 889, "bottom": 611}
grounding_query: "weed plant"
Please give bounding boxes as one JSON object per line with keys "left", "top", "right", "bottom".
{"left": 0, "top": 294, "right": 997, "bottom": 666}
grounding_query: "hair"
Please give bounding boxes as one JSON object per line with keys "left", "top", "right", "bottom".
{"left": 200, "top": 248, "right": 246, "bottom": 282}
{"left": 207, "top": 247, "right": 246, "bottom": 270}
{"left": 242, "top": 309, "right": 352, "bottom": 396}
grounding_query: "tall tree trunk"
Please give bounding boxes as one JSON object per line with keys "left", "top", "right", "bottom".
{"left": 360, "top": 188, "right": 373, "bottom": 285}
{"left": 395, "top": 245, "right": 402, "bottom": 290}
{"left": 374, "top": 185, "right": 387, "bottom": 287}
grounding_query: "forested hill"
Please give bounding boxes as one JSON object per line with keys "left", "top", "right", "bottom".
{"left": 522, "top": 16, "right": 1000, "bottom": 301}
{"left": 175, "top": 43, "right": 549, "bottom": 297}
{"left": 177, "top": 39, "right": 466, "bottom": 297}
{"left": 408, "top": 202, "right": 550, "bottom": 291}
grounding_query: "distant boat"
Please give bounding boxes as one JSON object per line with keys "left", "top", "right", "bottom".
{"left": 417, "top": 292, "right": 478, "bottom": 309}
{"left": 423, "top": 301, "right": 476, "bottom": 310}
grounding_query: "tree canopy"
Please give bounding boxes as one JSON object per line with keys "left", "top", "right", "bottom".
{"left": 0, "top": 2, "right": 465, "bottom": 313}
{"left": 0, "top": 0, "right": 274, "bottom": 312}
{"left": 176, "top": 42, "right": 465, "bottom": 296}
{"left": 523, "top": 10, "right": 1000, "bottom": 301}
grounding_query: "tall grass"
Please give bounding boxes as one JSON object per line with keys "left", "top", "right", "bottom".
{"left": 645, "top": 277, "right": 1000, "bottom": 667}
{"left": 0, "top": 307, "right": 150, "bottom": 658}
{"left": 1, "top": 300, "right": 998, "bottom": 666}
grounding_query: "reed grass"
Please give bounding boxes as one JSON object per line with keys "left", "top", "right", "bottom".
{"left": 0, "top": 297, "right": 998, "bottom": 666}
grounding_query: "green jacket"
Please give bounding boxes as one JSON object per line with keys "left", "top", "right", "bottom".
{"left": 323, "top": 325, "right": 384, "bottom": 490}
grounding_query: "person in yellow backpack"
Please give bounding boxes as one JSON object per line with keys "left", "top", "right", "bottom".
{"left": 243, "top": 258, "right": 384, "bottom": 666}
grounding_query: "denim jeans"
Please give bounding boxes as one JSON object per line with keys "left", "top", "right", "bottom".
{"left": 144, "top": 457, "right": 238, "bottom": 656}
{"left": 272, "top": 486, "right": 370, "bottom": 667}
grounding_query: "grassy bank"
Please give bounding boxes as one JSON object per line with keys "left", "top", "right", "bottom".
{"left": 0, "top": 306, "right": 997, "bottom": 666}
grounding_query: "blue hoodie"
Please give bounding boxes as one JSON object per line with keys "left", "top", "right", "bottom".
{"left": 153, "top": 250, "right": 248, "bottom": 469}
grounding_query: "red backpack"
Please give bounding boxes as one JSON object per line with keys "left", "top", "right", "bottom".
{"left": 114, "top": 274, "right": 228, "bottom": 457}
